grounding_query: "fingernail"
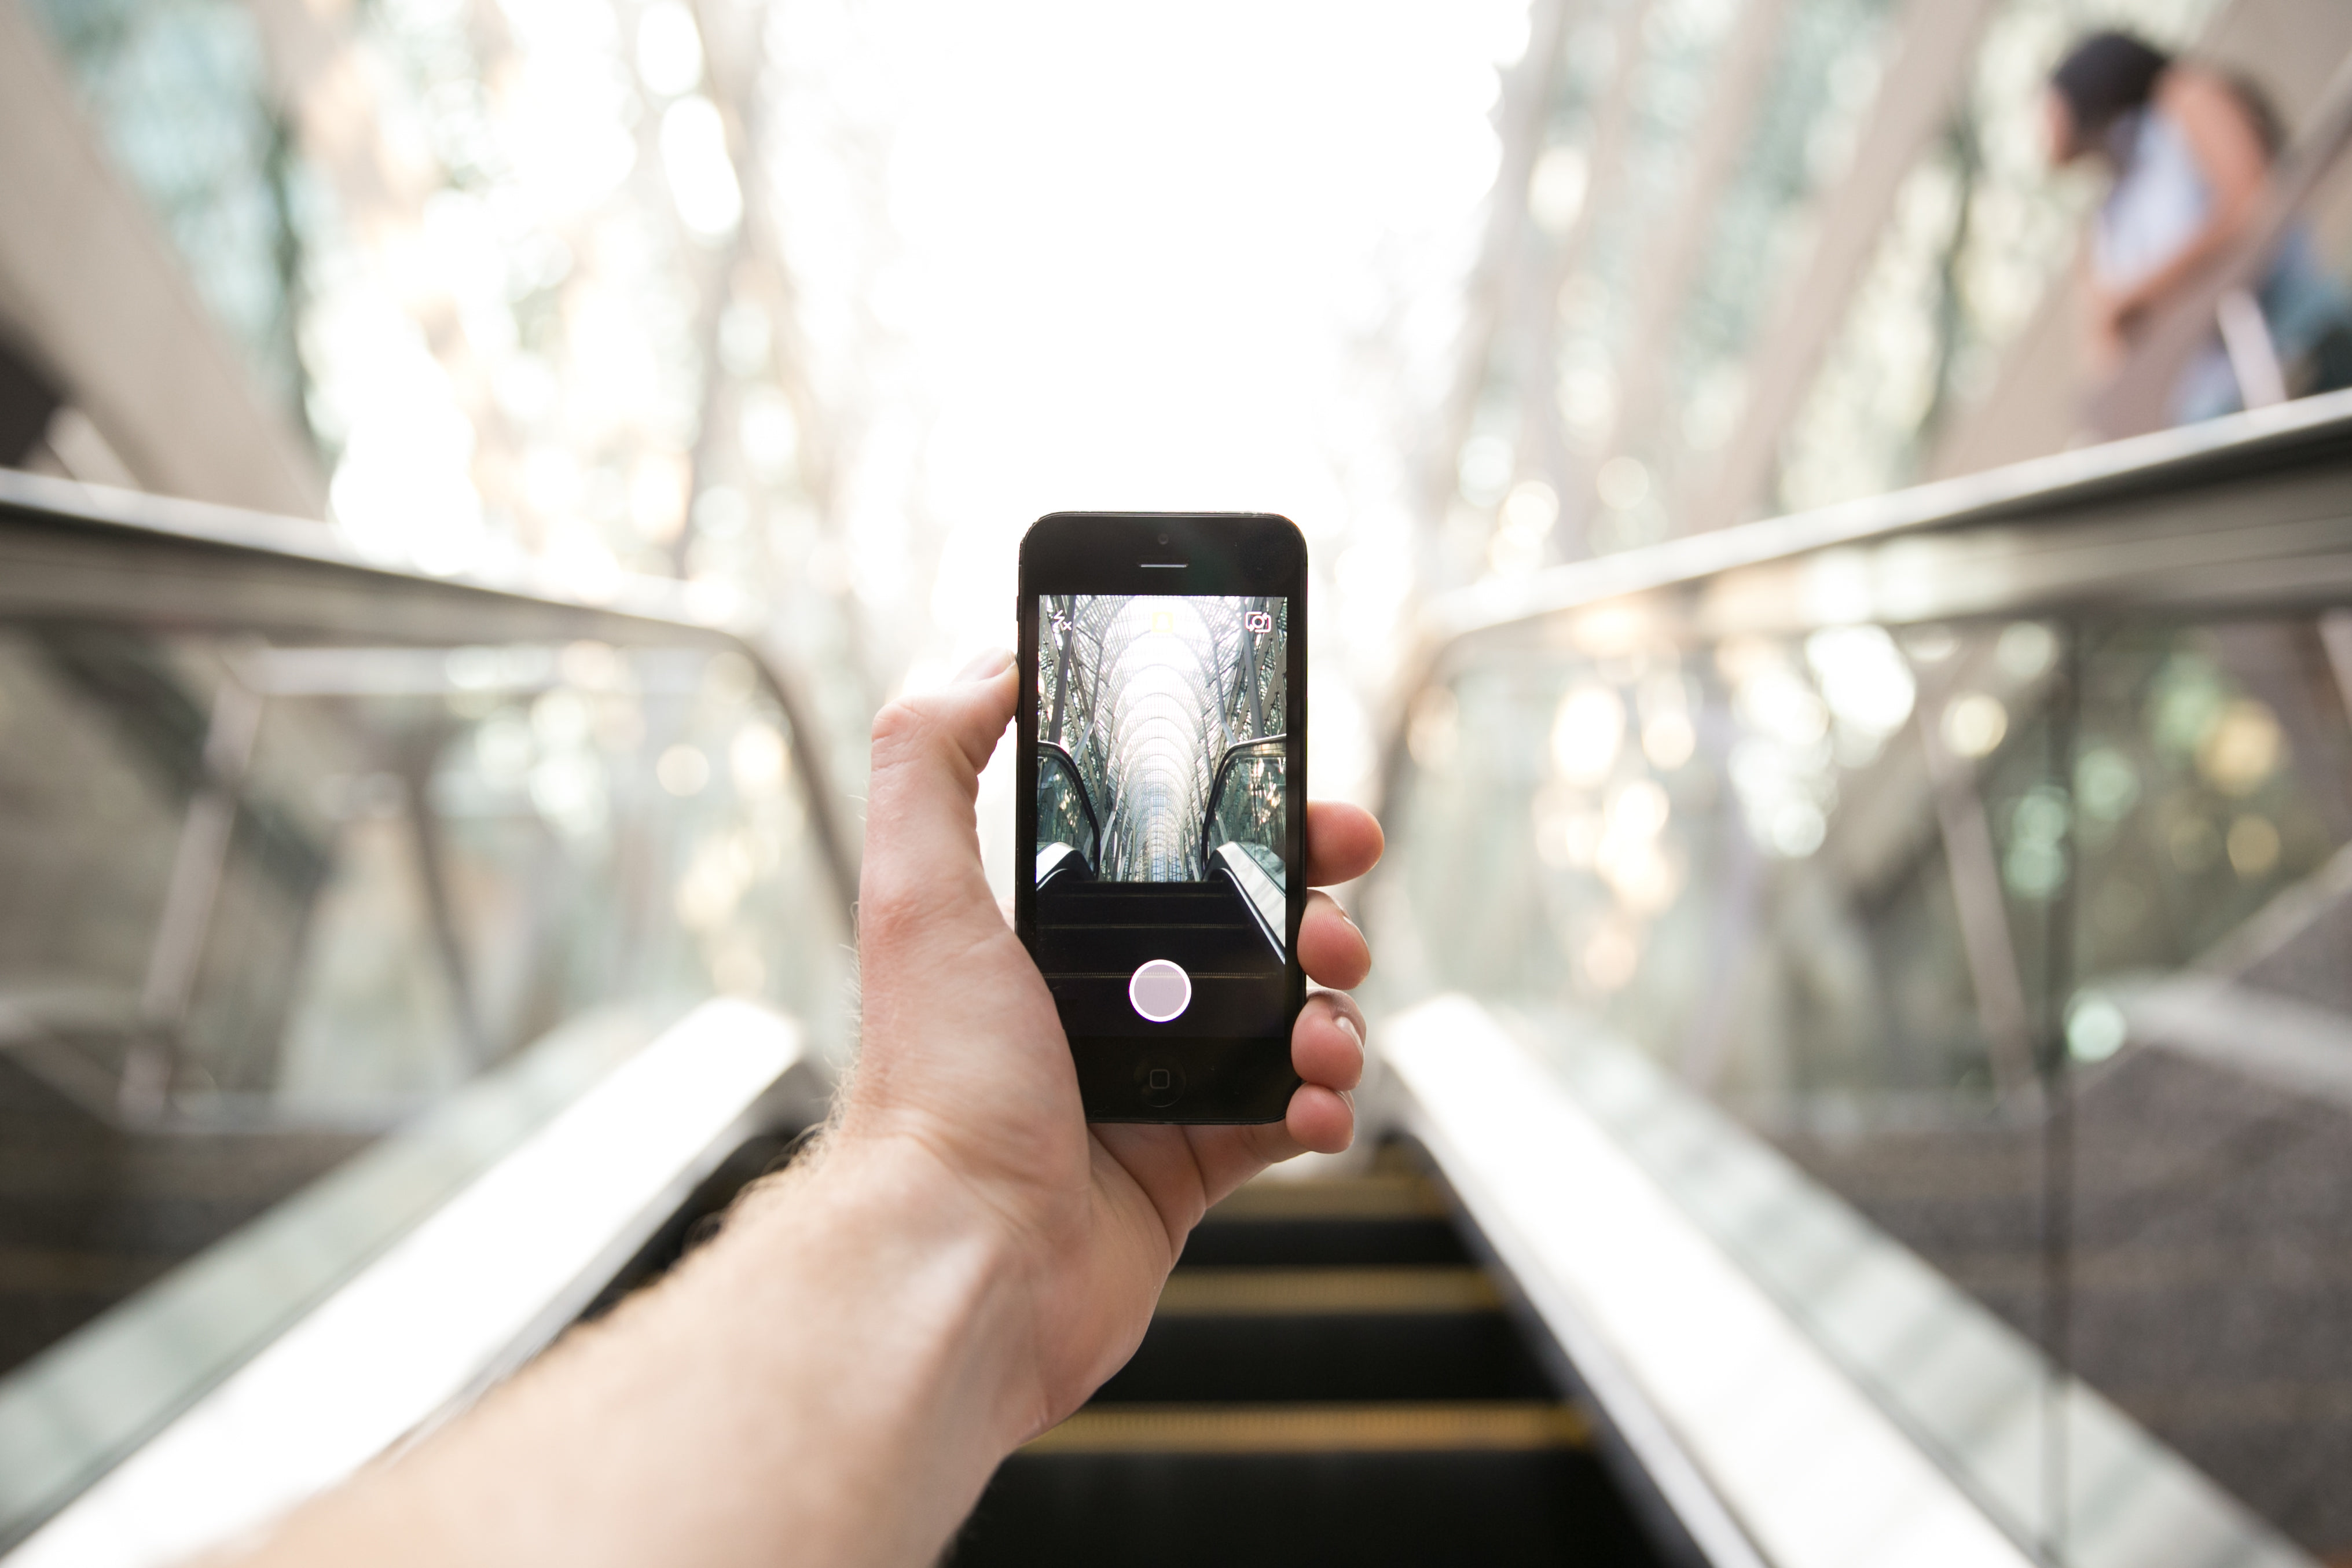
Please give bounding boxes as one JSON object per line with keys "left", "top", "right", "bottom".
{"left": 956, "top": 648, "right": 1012, "bottom": 682}
{"left": 1334, "top": 1012, "right": 1362, "bottom": 1049}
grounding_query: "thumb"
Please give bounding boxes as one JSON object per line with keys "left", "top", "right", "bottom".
{"left": 859, "top": 652, "right": 1017, "bottom": 945}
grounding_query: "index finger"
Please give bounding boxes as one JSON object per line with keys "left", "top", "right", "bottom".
{"left": 1306, "top": 801, "right": 1382, "bottom": 887}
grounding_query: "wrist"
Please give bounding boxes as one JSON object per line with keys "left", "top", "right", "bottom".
{"left": 579, "top": 1130, "right": 1045, "bottom": 1567}
{"left": 263, "top": 1129, "right": 1048, "bottom": 1568}
{"left": 724, "top": 1126, "right": 1049, "bottom": 1449}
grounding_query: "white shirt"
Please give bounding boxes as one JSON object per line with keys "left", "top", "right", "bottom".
{"left": 2093, "top": 108, "right": 2211, "bottom": 292}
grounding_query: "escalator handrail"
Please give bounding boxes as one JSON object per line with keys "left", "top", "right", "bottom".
{"left": 1359, "top": 374, "right": 2352, "bottom": 1568}
{"left": 1385, "top": 998, "right": 2041, "bottom": 1568}
{"left": 1034, "top": 738, "right": 1102, "bottom": 865}
{"left": 1206, "top": 842, "right": 1286, "bottom": 961}
{"left": 0, "top": 467, "right": 860, "bottom": 917}
{"left": 2, "top": 1000, "right": 822, "bottom": 1566}
{"left": 1379, "top": 390, "right": 2352, "bottom": 819}
{"left": 1418, "top": 388, "right": 2352, "bottom": 655}
{"left": 1198, "top": 734, "right": 1285, "bottom": 874}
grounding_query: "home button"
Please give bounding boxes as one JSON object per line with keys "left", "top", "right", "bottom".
{"left": 1139, "top": 1061, "right": 1186, "bottom": 1109}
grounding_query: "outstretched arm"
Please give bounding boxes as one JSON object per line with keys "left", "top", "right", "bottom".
{"left": 2100, "top": 68, "right": 2275, "bottom": 341}
{"left": 228, "top": 651, "right": 1382, "bottom": 1568}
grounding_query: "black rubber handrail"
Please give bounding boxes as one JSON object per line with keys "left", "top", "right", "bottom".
{"left": 1199, "top": 735, "right": 1285, "bottom": 875}
{"left": 1036, "top": 739, "right": 1102, "bottom": 866}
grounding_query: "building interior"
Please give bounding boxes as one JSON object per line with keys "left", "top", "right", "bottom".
{"left": 3, "top": 0, "right": 2352, "bottom": 1563}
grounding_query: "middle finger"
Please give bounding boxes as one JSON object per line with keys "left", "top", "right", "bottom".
{"left": 1297, "top": 889, "right": 1370, "bottom": 989}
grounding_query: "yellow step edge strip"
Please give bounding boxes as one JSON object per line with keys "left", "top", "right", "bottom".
{"left": 1205, "top": 1175, "right": 1446, "bottom": 1221}
{"left": 1154, "top": 1266, "right": 1500, "bottom": 1316}
{"left": 1021, "top": 1402, "right": 1591, "bottom": 1455}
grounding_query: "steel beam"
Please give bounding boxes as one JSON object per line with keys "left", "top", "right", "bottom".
{"left": 1422, "top": 0, "right": 1578, "bottom": 535}
{"left": 0, "top": 0, "right": 326, "bottom": 516}
{"left": 1682, "top": 0, "right": 2000, "bottom": 535}
{"left": 1599, "top": 0, "right": 1795, "bottom": 475}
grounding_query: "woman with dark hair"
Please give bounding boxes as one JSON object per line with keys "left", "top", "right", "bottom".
{"left": 2045, "top": 30, "right": 2348, "bottom": 420}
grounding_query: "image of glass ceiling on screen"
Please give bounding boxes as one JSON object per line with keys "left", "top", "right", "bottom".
{"left": 1039, "top": 595, "right": 1285, "bottom": 882}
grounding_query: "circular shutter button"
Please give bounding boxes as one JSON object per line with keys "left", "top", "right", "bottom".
{"left": 1128, "top": 959, "right": 1192, "bottom": 1023}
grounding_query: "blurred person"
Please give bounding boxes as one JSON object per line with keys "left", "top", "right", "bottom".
{"left": 223, "top": 649, "right": 1383, "bottom": 1568}
{"left": 2045, "top": 30, "right": 2352, "bottom": 420}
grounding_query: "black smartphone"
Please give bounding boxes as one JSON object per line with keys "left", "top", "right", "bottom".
{"left": 1015, "top": 512, "right": 1307, "bottom": 1123}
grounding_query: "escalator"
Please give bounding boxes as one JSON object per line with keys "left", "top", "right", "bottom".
{"left": 9, "top": 398, "right": 2352, "bottom": 1568}
{"left": 1032, "top": 735, "right": 1290, "bottom": 1033}
{"left": 0, "top": 622, "right": 359, "bottom": 1375}
{"left": 951, "top": 1150, "right": 1661, "bottom": 1567}
{"left": 0, "top": 1067, "right": 372, "bottom": 1376}
{"left": 1371, "top": 393, "right": 2352, "bottom": 1567}
{"left": 0, "top": 469, "right": 854, "bottom": 1563}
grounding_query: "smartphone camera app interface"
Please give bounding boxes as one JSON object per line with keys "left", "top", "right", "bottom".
{"left": 1033, "top": 593, "right": 1289, "bottom": 1038}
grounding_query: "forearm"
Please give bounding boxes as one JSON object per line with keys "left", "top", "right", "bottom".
{"left": 2115, "top": 193, "right": 2267, "bottom": 328}
{"left": 217, "top": 663, "right": 1378, "bottom": 1568}
{"left": 236, "top": 1138, "right": 1039, "bottom": 1568}
{"left": 2130, "top": 224, "right": 2243, "bottom": 314}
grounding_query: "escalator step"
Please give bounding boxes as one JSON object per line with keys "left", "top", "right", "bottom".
{"left": 1090, "top": 1310, "right": 1552, "bottom": 1404}
{"left": 952, "top": 1446, "right": 1652, "bottom": 1567}
{"left": 1042, "top": 883, "right": 1234, "bottom": 906}
{"left": 1033, "top": 920, "right": 1274, "bottom": 972}
{"left": 945, "top": 1166, "right": 1667, "bottom": 1565}
{"left": 1021, "top": 1400, "right": 1588, "bottom": 1453}
{"left": 1180, "top": 1215, "right": 1473, "bottom": 1269}
{"left": 1177, "top": 1172, "right": 1473, "bottom": 1269}
{"left": 1155, "top": 1266, "right": 1499, "bottom": 1316}
{"left": 1203, "top": 1174, "right": 1447, "bottom": 1220}
{"left": 1044, "top": 972, "right": 1286, "bottom": 1029}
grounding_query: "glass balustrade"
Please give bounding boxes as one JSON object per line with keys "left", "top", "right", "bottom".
{"left": 1205, "top": 741, "right": 1286, "bottom": 888}
{"left": 1034, "top": 743, "right": 1099, "bottom": 880}
{"left": 0, "top": 565, "right": 850, "bottom": 1546}
{"left": 1370, "top": 551, "right": 2352, "bottom": 1563}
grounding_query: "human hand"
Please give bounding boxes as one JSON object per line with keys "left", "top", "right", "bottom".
{"left": 839, "top": 649, "right": 1381, "bottom": 1437}
{"left": 2087, "top": 281, "right": 2148, "bottom": 368}
{"left": 225, "top": 649, "right": 1374, "bottom": 1568}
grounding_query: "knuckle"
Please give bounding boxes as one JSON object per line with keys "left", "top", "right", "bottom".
{"left": 868, "top": 696, "right": 935, "bottom": 756}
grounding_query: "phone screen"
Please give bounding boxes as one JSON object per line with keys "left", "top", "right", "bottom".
{"left": 1032, "top": 592, "right": 1291, "bottom": 1040}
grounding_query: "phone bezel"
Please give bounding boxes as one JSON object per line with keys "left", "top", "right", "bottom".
{"left": 1016, "top": 511, "right": 1308, "bottom": 1123}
